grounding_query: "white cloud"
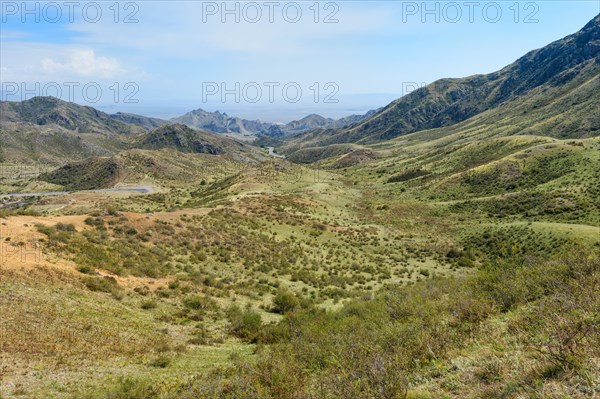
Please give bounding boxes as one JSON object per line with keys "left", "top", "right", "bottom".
{"left": 0, "top": 43, "right": 141, "bottom": 84}
{"left": 40, "top": 49, "right": 124, "bottom": 78}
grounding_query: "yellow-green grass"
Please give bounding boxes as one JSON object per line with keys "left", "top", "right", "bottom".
{"left": 0, "top": 267, "right": 254, "bottom": 399}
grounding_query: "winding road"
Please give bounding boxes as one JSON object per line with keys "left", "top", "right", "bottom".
{"left": 267, "top": 146, "right": 286, "bottom": 159}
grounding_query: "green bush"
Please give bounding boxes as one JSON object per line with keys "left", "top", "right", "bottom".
{"left": 271, "top": 288, "right": 299, "bottom": 314}
{"left": 82, "top": 276, "right": 119, "bottom": 293}
{"left": 227, "top": 306, "right": 262, "bottom": 342}
{"left": 77, "top": 265, "right": 94, "bottom": 274}
{"left": 182, "top": 294, "right": 216, "bottom": 312}
{"left": 141, "top": 300, "right": 157, "bottom": 310}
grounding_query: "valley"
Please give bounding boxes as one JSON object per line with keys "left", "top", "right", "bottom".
{"left": 0, "top": 14, "right": 599, "bottom": 399}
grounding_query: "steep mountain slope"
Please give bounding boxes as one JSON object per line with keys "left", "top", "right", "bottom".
{"left": 282, "top": 15, "right": 600, "bottom": 158}
{"left": 276, "top": 16, "right": 600, "bottom": 230}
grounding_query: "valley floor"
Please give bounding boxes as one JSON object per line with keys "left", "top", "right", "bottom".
{"left": 1, "top": 136, "right": 598, "bottom": 398}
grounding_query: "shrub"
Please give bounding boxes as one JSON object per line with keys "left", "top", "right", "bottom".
{"left": 227, "top": 306, "right": 262, "bottom": 342}
{"left": 271, "top": 288, "right": 299, "bottom": 314}
{"left": 82, "top": 276, "right": 119, "bottom": 293}
{"left": 77, "top": 265, "right": 94, "bottom": 274}
{"left": 182, "top": 294, "right": 216, "bottom": 312}
{"left": 188, "top": 325, "right": 212, "bottom": 345}
{"left": 141, "top": 300, "right": 157, "bottom": 310}
{"left": 148, "top": 354, "right": 171, "bottom": 368}
{"left": 55, "top": 223, "right": 76, "bottom": 232}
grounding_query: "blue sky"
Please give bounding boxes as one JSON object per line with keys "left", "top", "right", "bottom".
{"left": 1, "top": 1, "right": 599, "bottom": 121}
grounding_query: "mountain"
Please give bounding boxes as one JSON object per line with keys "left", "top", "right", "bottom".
{"left": 332, "top": 109, "right": 380, "bottom": 128}
{"left": 171, "top": 108, "right": 377, "bottom": 137}
{"left": 0, "top": 97, "right": 152, "bottom": 164}
{"left": 285, "top": 114, "right": 335, "bottom": 133}
{"left": 0, "top": 123, "right": 121, "bottom": 165}
{"left": 137, "top": 123, "right": 237, "bottom": 155}
{"left": 171, "top": 109, "right": 287, "bottom": 137}
{"left": 109, "top": 112, "right": 168, "bottom": 130}
{"left": 281, "top": 15, "right": 600, "bottom": 160}
{"left": 0, "top": 96, "right": 144, "bottom": 135}
{"left": 0, "top": 98, "right": 262, "bottom": 165}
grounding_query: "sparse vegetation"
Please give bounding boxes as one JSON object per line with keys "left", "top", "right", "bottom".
{"left": 1, "top": 15, "right": 599, "bottom": 399}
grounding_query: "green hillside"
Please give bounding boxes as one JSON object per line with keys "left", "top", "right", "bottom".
{"left": 282, "top": 15, "right": 599, "bottom": 159}
{"left": 1, "top": 14, "right": 599, "bottom": 399}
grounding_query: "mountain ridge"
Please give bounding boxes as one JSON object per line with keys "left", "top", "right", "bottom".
{"left": 171, "top": 107, "right": 378, "bottom": 137}
{"left": 280, "top": 14, "right": 600, "bottom": 160}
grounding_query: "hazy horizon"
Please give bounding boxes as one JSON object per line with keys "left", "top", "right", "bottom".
{"left": 2, "top": 1, "right": 598, "bottom": 121}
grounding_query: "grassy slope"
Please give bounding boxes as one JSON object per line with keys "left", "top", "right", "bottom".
{"left": 2, "top": 85, "right": 599, "bottom": 399}
{"left": 1, "top": 142, "right": 597, "bottom": 397}
{"left": 1, "top": 159, "right": 470, "bottom": 398}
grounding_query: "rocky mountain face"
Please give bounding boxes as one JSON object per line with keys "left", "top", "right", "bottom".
{"left": 285, "top": 114, "right": 335, "bottom": 133}
{"left": 282, "top": 15, "right": 600, "bottom": 154}
{"left": 171, "top": 109, "right": 286, "bottom": 137}
{"left": 171, "top": 108, "right": 376, "bottom": 137}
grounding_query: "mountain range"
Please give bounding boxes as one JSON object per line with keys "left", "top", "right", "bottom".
{"left": 281, "top": 15, "right": 600, "bottom": 162}
{"left": 1, "top": 15, "right": 598, "bottom": 177}
{"left": 0, "top": 97, "right": 262, "bottom": 165}
{"left": 170, "top": 108, "right": 378, "bottom": 137}
{"left": 2, "top": 14, "right": 599, "bottom": 399}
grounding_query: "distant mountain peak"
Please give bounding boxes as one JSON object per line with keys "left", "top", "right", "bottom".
{"left": 0, "top": 96, "right": 140, "bottom": 135}
{"left": 171, "top": 108, "right": 374, "bottom": 137}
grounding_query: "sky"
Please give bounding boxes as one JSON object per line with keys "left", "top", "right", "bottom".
{"left": 1, "top": 1, "right": 599, "bottom": 121}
